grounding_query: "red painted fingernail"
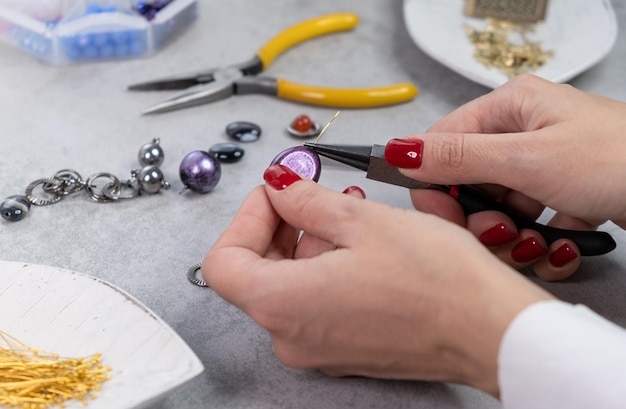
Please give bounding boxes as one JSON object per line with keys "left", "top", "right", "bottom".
{"left": 342, "top": 186, "right": 366, "bottom": 198}
{"left": 449, "top": 185, "right": 460, "bottom": 199}
{"left": 511, "top": 237, "right": 547, "bottom": 263}
{"left": 263, "top": 164, "right": 302, "bottom": 190}
{"left": 549, "top": 244, "right": 577, "bottom": 268}
{"left": 384, "top": 138, "right": 424, "bottom": 168}
{"left": 479, "top": 223, "right": 517, "bottom": 247}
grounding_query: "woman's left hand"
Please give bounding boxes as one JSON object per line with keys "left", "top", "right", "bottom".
{"left": 202, "top": 165, "right": 553, "bottom": 396}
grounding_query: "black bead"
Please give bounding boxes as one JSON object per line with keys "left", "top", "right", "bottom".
{"left": 209, "top": 143, "right": 245, "bottom": 163}
{"left": 1, "top": 195, "right": 31, "bottom": 222}
{"left": 225, "top": 121, "right": 261, "bottom": 143}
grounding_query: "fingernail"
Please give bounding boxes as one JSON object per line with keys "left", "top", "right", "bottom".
{"left": 342, "top": 186, "right": 366, "bottom": 198}
{"left": 478, "top": 223, "right": 517, "bottom": 247}
{"left": 511, "top": 237, "right": 547, "bottom": 263}
{"left": 263, "top": 164, "right": 302, "bottom": 190}
{"left": 549, "top": 243, "right": 577, "bottom": 268}
{"left": 384, "top": 138, "right": 424, "bottom": 168}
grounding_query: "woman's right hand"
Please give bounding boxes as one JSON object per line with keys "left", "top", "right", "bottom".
{"left": 390, "top": 75, "right": 626, "bottom": 280}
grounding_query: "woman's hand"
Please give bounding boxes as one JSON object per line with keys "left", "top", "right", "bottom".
{"left": 392, "top": 74, "right": 626, "bottom": 281}
{"left": 203, "top": 165, "right": 554, "bottom": 396}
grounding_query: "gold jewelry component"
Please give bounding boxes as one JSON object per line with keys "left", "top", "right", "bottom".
{"left": 465, "top": 18, "right": 553, "bottom": 78}
{"left": 313, "top": 111, "right": 341, "bottom": 144}
{"left": 0, "top": 331, "right": 111, "bottom": 409}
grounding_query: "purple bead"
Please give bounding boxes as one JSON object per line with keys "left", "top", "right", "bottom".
{"left": 270, "top": 146, "right": 321, "bottom": 182}
{"left": 179, "top": 151, "right": 221, "bottom": 193}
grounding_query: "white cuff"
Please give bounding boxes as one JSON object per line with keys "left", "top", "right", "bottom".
{"left": 498, "top": 300, "right": 626, "bottom": 409}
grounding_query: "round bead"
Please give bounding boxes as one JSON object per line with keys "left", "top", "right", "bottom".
{"left": 286, "top": 118, "right": 320, "bottom": 139}
{"left": 291, "top": 114, "right": 313, "bottom": 133}
{"left": 137, "top": 165, "right": 166, "bottom": 194}
{"left": 137, "top": 138, "right": 165, "bottom": 167}
{"left": 208, "top": 143, "right": 245, "bottom": 163}
{"left": 179, "top": 151, "right": 222, "bottom": 194}
{"left": 226, "top": 121, "right": 262, "bottom": 143}
{"left": 270, "top": 147, "right": 321, "bottom": 182}
{"left": 1, "top": 195, "right": 31, "bottom": 222}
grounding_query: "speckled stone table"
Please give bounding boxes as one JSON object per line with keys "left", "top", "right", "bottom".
{"left": 1, "top": 1, "right": 625, "bottom": 408}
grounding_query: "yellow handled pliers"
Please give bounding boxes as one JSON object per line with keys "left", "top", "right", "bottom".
{"left": 128, "top": 12, "right": 419, "bottom": 115}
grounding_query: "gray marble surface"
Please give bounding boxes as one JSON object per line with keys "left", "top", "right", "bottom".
{"left": 1, "top": 1, "right": 625, "bottom": 408}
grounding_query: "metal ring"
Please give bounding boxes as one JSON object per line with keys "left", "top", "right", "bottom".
{"left": 50, "top": 169, "right": 85, "bottom": 196}
{"left": 86, "top": 173, "right": 121, "bottom": 203}
{"left": 187, "top": 263, "right": 208, "bottom": 287}
{"left": 102, "top": 180, "right": 140, "bottom": 201}
{"left": 25, "top": 178, "right": 64, "bottom": 206}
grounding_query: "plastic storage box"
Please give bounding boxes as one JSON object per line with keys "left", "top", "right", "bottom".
{"left": 0, "top": 0, "right": 197, "bottom": 65}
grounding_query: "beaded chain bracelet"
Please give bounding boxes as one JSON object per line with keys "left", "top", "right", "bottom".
{"left": 0, "top": 138, "right": 170, "bottom": 222}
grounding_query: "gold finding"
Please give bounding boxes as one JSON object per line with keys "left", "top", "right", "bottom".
{"left": 314, "top": 111, "right": 341, "bottom": 144}
{"left": 0, "top": 331, "right": 111, "bottom": 409}
{"left": 465, "top": 18, "right": 553, "bottom": 77}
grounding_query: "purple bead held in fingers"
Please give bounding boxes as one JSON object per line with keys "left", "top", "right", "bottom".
{"left": 270, "top": 146, "right": 321, "bottom": 182}
{"left": 179, "top": 151, "right": 222, "bottom": 194}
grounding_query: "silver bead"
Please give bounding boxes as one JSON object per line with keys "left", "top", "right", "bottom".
{"left": 137, "top": 165, "right": 168, "bottom": 194}
{"left": 138, "top": 138, "right": 165, "bottom": 167}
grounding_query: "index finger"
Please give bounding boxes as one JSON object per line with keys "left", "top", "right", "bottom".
{"left": 428, "top": 75, "right": 556, "bottom": 134}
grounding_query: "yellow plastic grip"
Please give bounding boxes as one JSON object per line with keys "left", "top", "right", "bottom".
{"left": 257, "top": 12, "right": 359, "bottom": 69}
{"left": 276, "top": 78, "right": 419, "bottom": 108}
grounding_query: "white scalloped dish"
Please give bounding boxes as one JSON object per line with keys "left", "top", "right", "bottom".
{"left": 0, "top": 261, "right": 204, "bottom": 409}
{"left": 403, "top": 0, "right": 618, "bottom": 88}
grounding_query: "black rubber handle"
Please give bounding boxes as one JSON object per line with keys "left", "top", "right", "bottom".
{"left": 450, "top": 185, "right": 616, "bottom": 256}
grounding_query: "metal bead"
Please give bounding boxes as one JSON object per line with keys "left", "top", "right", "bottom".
{"left": 179, "top": 151, "right": 221, "bottom": 194}
{"left": 1, "top": 195, "right": 31, "bottom": 222}
{"left": 137, "top": 138, "right": 165, "bottom": 167}
{"left": 137, "top": 165, "right": 167, "bottom": 194}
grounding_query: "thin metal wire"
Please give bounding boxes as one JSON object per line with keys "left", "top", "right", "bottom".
{"left": 313, "top": 110, "right": 341, "bottom": 144}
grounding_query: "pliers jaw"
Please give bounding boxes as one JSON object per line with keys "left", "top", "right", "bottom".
{"left": 303, "top": 143, "right": 432, "bottom": 189}
{"left": 140, "top": 72, "right": 281, "bottom": 115}
{"left": 127, "top": 71, "right": 215, "bottom": 91}
{"left": 140, "top": 67, "right": 242, "bottom": 115}
{"left": 127, "top": 56, "right": 264, "bottom": 92}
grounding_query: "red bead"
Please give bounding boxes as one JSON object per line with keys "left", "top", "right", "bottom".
{"left": 291, "top": 114, "right": 313, "bottom": 133}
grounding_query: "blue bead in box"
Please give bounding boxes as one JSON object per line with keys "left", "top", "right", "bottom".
{"left": 0, "top": 0, "right": 198, "bottom": 64}
{"left": 60, "top": 29, "right": 145, "bottom": 61}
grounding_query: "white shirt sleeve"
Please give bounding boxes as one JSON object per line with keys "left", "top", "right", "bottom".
{"left": 498, "top": 300, "right": 626, "bottom": 409}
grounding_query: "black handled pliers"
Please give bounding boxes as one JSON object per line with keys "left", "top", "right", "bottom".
{"left": 304, "top": 143, "right": 616, "bottom": 257}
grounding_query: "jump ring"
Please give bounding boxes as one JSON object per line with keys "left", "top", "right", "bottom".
{"left": 86, "top": 173, "right": 121, "bottom": 203}
{"left": 102, "top": 180, "right": 139, "bottom": 201}
{"left": 25, "top": 178, "right": 64, "bottom": 206}
{"left": 50, "top": 169, "right": 85, "bottom": 195}
{"left": 187, "top": 263, "right": 208, "bottom": 287}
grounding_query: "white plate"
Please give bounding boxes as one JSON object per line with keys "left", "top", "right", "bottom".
{"left": 403, "top": 0, "right": 618, "bottom": 88}
{"left": 0, "top": 261, "right": 204, "bottom": 409}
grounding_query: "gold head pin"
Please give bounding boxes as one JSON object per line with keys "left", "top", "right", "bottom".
{"left": 313, "top": 110, "right": 341, "bottom": 144}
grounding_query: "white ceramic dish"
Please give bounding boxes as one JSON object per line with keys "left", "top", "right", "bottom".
{"left": 0, "top": 261, "right": 204, "bottom": 409}
{"left": 403, "top": 0, "right": 618, "bottom": 88}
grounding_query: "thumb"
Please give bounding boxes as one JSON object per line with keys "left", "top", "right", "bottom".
{"left": 263, "top": 164, "right": 372, "bottom": 248}
{"left": 384, "top": 134, "right": 531, "bottom": 188}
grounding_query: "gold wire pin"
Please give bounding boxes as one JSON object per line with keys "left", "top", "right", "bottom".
{"left": 313, "top": 111, "right": 341, "bottom": 144}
